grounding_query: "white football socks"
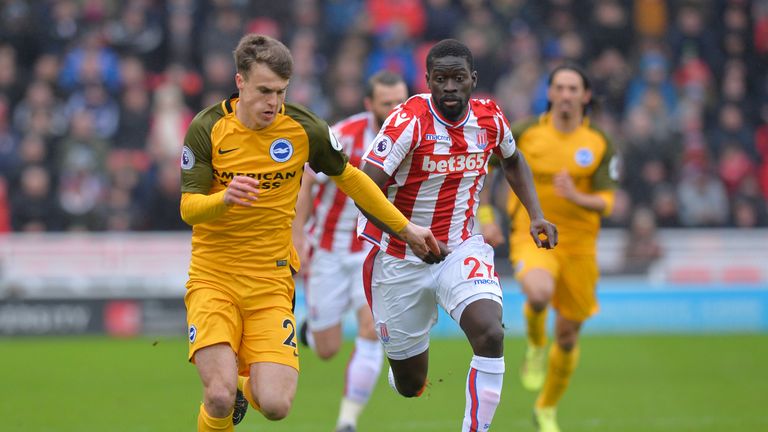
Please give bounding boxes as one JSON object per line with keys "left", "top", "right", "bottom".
{"left": 462, "top": 355, "right": 504, "bottom": 432}
{"left": 336, "top": 337, "right": 383, "bottom": 428}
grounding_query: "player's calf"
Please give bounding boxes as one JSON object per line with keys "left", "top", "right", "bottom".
{"left": 387, "top": 367, "right": 428, "bottom": 397}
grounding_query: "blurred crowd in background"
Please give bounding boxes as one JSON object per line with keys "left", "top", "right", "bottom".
{"left": 0, "top": 0, "right": 766, "bottom": 235}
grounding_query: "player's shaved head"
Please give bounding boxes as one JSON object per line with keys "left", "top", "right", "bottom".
{"left": 234, "top": 34, "right": 293, "bottom": 80}
{"left": 426, "top": 39, "right": 474, "bottom": 73}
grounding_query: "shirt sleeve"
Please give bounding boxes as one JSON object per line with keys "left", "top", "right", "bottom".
{"left": 494, "top": 109, "right": 517, "bottom": 159}
{"left": 180, "top": 115, "right": 214, "bottom": 194}
{"left": 284, "top": 103, "right": 349, "bottom": 176}
{"left": 362, "top": 106, "right": 418, "bottom": 175}
{"left": 592, "top": 134, "right": 620, "bottom": 191}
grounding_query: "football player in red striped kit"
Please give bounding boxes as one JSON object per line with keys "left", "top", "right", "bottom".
{"left": 293, "top": 71, "right": 409, "bottom": 432}
{"left": 357, "top": 39, "right": 557, "bottom": 431}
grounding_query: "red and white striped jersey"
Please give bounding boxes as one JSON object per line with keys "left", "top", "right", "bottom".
{"left": 358, "top": 94, "right": 517, "bottom": 261}
{"left": 308, "top": 111, "right": 376, "bottom": 253}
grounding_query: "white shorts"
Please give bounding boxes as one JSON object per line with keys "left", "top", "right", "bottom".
{"left": 364, "top": 235, "right": 502, "bottom": 360}
{"left": 306, "top": 246, "right": 370, "bottom": 331}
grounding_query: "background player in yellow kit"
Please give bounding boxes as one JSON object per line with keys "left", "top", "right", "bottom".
{"left": 179, "top": 34, "right": 442, "bottom": 432}
{"left": 501, "top": 64, "right": 618, "bottom": 432}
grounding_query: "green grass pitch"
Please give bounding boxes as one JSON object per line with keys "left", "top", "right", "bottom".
{"left": 2, "top": 334, "right": 766, "bottom": 431}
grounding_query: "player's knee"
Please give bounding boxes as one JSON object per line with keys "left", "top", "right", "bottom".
{"left": 472, "top": 324, "right": 505, "bottom": 356}
{"left": 556, "top": 333, "right": 578, "bottom": 352}
{"left": 315, "top": 343, "right": 340, "bottom": 360}
{"left": 259, "top": 397, "right": 293, "bottom": 420}
{"left": 526, "top": 296, "right": 549, "bottom": 312}
{"left": 204, "top": 384, "right": 236, "bottom": 417}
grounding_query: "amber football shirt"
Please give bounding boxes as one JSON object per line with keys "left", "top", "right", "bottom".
{"left": 508, "top": 113, "right": 617, "bottom": 255}
{"left": 181, "top": 96, "right": 348, "bottom": 278}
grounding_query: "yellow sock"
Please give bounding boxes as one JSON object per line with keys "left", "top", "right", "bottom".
{"left": 238, "top": 376, "right": 261, "bottom": 412}
{"left": 524, "top": 302, "right": 548, "bottom": 347}
{"left": 197, "top": 403, "right": 233, "bottom": 432}
{"left": 536, "top": 344, "right": 580, "bottom": 408}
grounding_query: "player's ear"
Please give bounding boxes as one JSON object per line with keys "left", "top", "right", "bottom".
{"left": 235, "top": 72, "right": 244, "bottom": 90}
{"left": 471, "top": 71, "right": 478, "bottom": 88}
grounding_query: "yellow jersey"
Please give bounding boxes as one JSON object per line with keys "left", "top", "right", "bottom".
{"left": 508, "top": 113, "right": 617, "bottom": 255}
{"left": 181, "top": 95, "right": 348, "bottom": 278}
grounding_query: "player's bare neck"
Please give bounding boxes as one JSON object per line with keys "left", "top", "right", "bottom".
{"left": 552, "top": 112, "right": 581, "bottom": 134}
{"left": 235, "top": 100, "right": 264, "bottom": 130}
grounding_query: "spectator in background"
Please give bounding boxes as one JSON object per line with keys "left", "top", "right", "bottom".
{"left": 285, "top": 29, "right": 330, "bottom": 119}
{"left": 165, "top": 0, "right": 197, "bottom": 66}
{"left": 13, "top": 80, "right": 69, "bottom": 139}
{"left": 710, "top": 103, "right": 756, "bottom": 158}
{"left": 625, "top": 51, "right": 678, "bottom": 117}
{"left": 200, "top": 5, "right": 244, "bottom": 60}
{"left": 56, "top": 109, "right": 108, "bottom": 230}
{"left": 31, "top": 53, "right": 62, "bottom": 89}
{"left": 731, "top": 195, "right": 765, "bottom": 228}
{"left": 104, "top": 0, "right": 164, "bottom": 69}
{"left": 668, "top": 4, "right": 722, "bottom": 72}
{"left": 59, "top": 29, "right": 121, "bottom": 94}
{"left": 115, "top": 84, "right": 151, "bottom": 150}
{"left": 41, "top": 0, "right": 83, "bottom": 55}
{"left": 589, "top": 48, "right": 631, "bottom": 118}
{"left": 147, "top": 82, "right": 193, "bottom": 164}
{"left": 10, "top": 165, "right": 62, "bottom": 232}
{"left": 140, "top": 162, "right": 186, "bottom": 231}
{"left": 424, "top": 0, "right": 462, "bottom": 41}
{"left": 652, "top": 184, "right": 681, "bottom": 227}
{"left": 0, "top": 44, "right": 23, "bottom": 108}
{"left": 621, "top": 107, "right": 681, "bottom": 207}
{"left": 622, "top": 206, "right": 663, "bottom": 274}
{"left": 718, "top": 142, "right": 756, "bottom": 197}
{"left": 64, "top": 83, "right": 120, "bottom": 140}
{"left": 7, "top": 134, "right": 53, "bottom": 188}
{"left": 366, "top": 22, "right": 418, "bottom": 89}
{"left": 367, "top": 0, "right": 426, "bottom": 39}
{"left": 0, "top": 97, "right": 18, "bottom": 177}
{"left": 677, "top": 163, "right": 729, "bottom": 227}
{"left": 587, "top": 0, "right": 633, "bottom": 58}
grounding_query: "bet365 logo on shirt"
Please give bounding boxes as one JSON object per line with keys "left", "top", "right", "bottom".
{"left": 421, "top": 153, "right": 486, "bottom": 174}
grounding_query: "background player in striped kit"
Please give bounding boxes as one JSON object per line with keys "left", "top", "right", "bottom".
{"left": 293, "top": 71, "right": 409, "bottom": 432}
{"left": 357, "top": 39, "right": 557, "bottom": 431}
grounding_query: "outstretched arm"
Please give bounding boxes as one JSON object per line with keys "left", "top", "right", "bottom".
{"left": 500, "top": 152, "right": 558, "bottom": 249}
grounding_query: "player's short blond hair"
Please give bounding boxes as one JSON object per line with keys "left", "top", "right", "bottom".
{"left": 233, "top": 34, "right": 293, "bottom": 80}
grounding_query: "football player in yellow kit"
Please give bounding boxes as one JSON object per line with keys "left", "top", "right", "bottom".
{"left": 489, "top": 64, "right": 618, "bottom": 432}
{"left": 180, "top": 34, "right": 442, "bottom": 432}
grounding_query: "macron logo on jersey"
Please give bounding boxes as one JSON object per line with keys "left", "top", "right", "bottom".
{"left": 422, "top": 153, "right": 487, "bottom": 174}
{"left": 393, "top": 112, "right": 410, "bottom": 127}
